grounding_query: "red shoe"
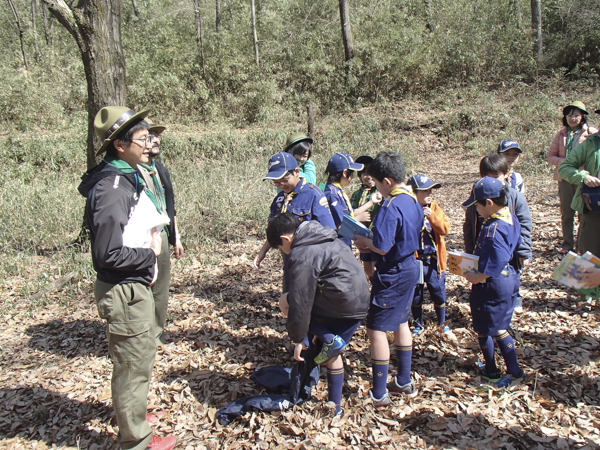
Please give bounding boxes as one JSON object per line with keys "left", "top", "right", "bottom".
{"left": 146, "top": 435, "right": 177, "bottom": 450}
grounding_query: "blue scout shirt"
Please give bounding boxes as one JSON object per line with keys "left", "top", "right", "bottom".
{"left": 269, "top": 178, "right": 335, "bottom": 229}
{"left": 371, "top": 186, "right": 424, "bottom": 266}
{"left": 324, "top": 182, "right": 354, "bottom": 228}
{"left": 475, "top": 207, "right": 521, "bottom": 277}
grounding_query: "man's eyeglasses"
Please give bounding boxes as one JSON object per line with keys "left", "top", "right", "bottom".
{"left": 131, "top": 135, "right": 156, "bottom": 145}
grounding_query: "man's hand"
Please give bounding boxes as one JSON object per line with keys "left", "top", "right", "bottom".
{"left": 293, "top": 341, "right": 307, "bottom": 361}
{"left": 174, "top": 238, "right": 184, "bottom": 259}
{"left": 150, "top": 227, "right": 162, "bottom": 257}
{"left": 584, "top": 175, "right": 600, "bottom": 187}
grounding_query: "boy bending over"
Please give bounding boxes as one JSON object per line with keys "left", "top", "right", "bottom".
{"left": 267, "top": 213, "right": 370, "bottom": 415}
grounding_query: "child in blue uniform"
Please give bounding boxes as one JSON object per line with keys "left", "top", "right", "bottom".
{"left": 254, "top": 152, "right": 335, "bottom": 291}
{"left": 354, "top": 152, "right": 424, "bottom": 406}
{"left": 497, "top": 139, "right": 525, "bottom": 194}
{"left": 407, "top": 174, "right": 450, "bottom": 335}
{"left": 284, "top": 132, "right": 317, "bottom": 185}
{"left": 351, "top": 156, "right": 382, "bottom": 277}
{"left": 324, "top": 153, "right": 381, "bottom": 247}
{"left": 462, "top": 177, "right": 525, "bottom": 388}
{"left": 267, "top": 213, "right": 370, "bottom": 415}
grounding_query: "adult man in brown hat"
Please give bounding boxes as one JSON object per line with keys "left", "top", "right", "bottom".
{"left": 78, "top": 107, "right": 177, "bottom": 450}
{"left": 139, "top": 120, "right": 184, "bottom": 346}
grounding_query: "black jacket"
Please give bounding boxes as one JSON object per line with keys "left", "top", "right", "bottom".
{"left": 286, "top": 221, "right": 370, "bottom": 343}
{"left": 154, "top": 160, "right": 177, "bottom": 246}
{"left": 78, "top": 161, "right": 156, "bottom": 285}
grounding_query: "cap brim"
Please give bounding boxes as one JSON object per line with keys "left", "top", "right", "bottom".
{"left": 96, "top": 108, "right": 150, "bottom": 156}
{"left": 284, "top": 137, "right": 313, "bottom": 152}
{"left": 462, "top": 195, "right": 477, "bottom": 208}
{"left": 264, "top": 170, "right": 287, "bottom": 180}
{"left": 349, "top": 163, "right": 364, "bottom": 171}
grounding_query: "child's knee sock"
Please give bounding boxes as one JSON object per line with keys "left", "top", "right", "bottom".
{"left": 478, "top": 334, "right": 498, "bottom": 375}
{"left": 395, "top": 345, "right": 413, "bottom": 386}
{"left": 371, "top": 359, "right": 389, "bottom": 399}
{"left": 411, "top": 305, "right": 423, "bottom": 328}
{"left": 327, "top": 367, "right": 344, "bottom": 414}
{"left": 434, "top": 302, "right": 446, "bottom": 325}
{"left": 495, "top": 330, "right": 521, "bottom": 376}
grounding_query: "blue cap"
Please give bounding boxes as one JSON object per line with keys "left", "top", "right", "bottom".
{"left": 264, "top": 152, "right": 298, "bottom": 180}
{"left": 326, "top": 153, "right": 364, "bottom": 174}
{"left": 462, "top": 176, "right": 504, "bottom": 208}
{"left": 407, "top": 174, "right": 441, "bottom": 190}
{"left": 497, "top": 139, "right": 522, "bottom": 154}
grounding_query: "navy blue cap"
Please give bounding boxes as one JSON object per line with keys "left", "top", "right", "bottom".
{"left": 407, "top": 174, "right": 442, "bottom": 190}
{"left": 326, "top": 153, "right": 364, "bottom": 174}
{"left": 264, "top": 152, "right": 298, "bottom": 180}
{"left": 497, "top": 139, "right": 522, "bottom": 154}
{"left": 462, "top": 176, "right": 504, "bottom": 208}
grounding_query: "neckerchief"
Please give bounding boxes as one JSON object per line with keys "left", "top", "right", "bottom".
{"left": 281, "top": 191, "right": 297, "bottom": 213}
{"left": 487, "top": 206, "right": 513, "bottom": 225}
{"left": 139, "top": 160, "right": 167, "bottom": 214}
{"left": 359, "top": 185, "right": 374, "bottom": 207}
{"left": 420, "top": 217, "right": 437, "bottom": 254}
{"left": 105, "top": 155, "right": 136, "bottom": 173}
{"left": 389, "top": 185, "right": 417, "bottom": 201}
{"left": 332, "top": 182, "right": 354, "bottom": 216}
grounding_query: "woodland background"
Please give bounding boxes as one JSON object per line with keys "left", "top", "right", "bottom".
{"left": 1, "top": 0, "right": 600, "bottom": 449}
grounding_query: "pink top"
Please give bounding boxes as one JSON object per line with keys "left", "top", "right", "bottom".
{"left": 548, "top": 123, "right": 598, "bottom": 181}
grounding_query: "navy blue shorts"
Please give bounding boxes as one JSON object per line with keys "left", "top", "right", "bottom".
{"left": 359, "top": 251, "right": 373, "bottom": 262}
{"left": 413, "top": 258, "right": 446, "bottom": 307}
{"left": 366, "top": 256, "right": 420, "bottom": 331}
{"left": 469, "top": 266, "right": 518, "bottom": 335}
{"left": 308, "top": 316, "right": 362, "bottom": 350}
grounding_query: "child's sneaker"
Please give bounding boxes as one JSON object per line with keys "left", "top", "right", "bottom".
{"left": 478, "top": 367, "right": 502, "bottom": 384}
{"left": 368, "top": 390, "right": 392, "bottom": 408}
{"left": 493, "top": 370, "right": 525, "bottom": 388}
{"left": 412, "top": 326, "right": 423, "bottom": 335}
{"left": 442, "top": 325, "right": 450, "bottom": 333}
{"left": 386, "top": 377, "right": 418, "bottom": 398}
{"left": 314, "top": 335, "right": 346, "bottom": 364}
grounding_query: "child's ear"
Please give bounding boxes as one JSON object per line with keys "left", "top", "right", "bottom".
{"left": 486, "top": 198, "right": 494, "bottom": 207}
{"left": 280, "top": 234, "right": 292, "bottom": 243}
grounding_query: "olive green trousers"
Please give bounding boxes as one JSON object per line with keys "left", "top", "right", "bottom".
{"left": 152, "top": 228, "right": 171, "bottom": 345}
{"left": 95, "top": 280, "right": 156, "bottom": 450}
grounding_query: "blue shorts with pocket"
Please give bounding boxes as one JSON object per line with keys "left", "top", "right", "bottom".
{"left": 366, "top": 256, "right": 420, "bottom": 331}
{"left": 469, "top": 265, "right": 518, "bottom": 335}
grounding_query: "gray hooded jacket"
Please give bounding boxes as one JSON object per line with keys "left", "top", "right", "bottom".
{"left": 286, "top": 221, "right": 370, "bottom": 343}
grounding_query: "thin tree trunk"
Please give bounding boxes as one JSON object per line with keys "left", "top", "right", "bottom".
{"left": 215, "top": 0, "right": 220, "bottom": 32}
{"left": 307, "top": 104, "right": 314, "bottom": 137}
{"left": 193, "top": 0, "right": 206, "bottom": 77}
{"left": 7, "top": 0, "right": 30, "bottom": 71}
{"left": 131, "top": 0, "right": 140, "bottom": 17}
{"left": 510, "top": 0, "right": 522, "bottom": 28}
{"left": 250, "top": 0, "right": 259, "bottom": 66}
{"left": 531, "top": 0, "right": 543, "bottom": 64}
{"left": 31, "top": 0, "right": 40, "bottom": 64}
{"left": 338, "top": 0, "right": 354, "bottom": 62}
{"left": 43, "top": 0, "right": 127, "bottom": 169}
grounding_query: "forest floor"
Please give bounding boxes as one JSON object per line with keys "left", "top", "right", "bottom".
{"left": 2, "top": 134, "right": 600, "bottom": 450}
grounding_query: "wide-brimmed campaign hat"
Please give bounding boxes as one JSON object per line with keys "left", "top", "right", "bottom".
{"left": 94, "top": 106, "right": 149, "bottom": 155}
{"left": 284, "top": 132, "right": 313, "bottom": 152}
{"left": 563, "top": 101, "right": 589, "bottom": 116}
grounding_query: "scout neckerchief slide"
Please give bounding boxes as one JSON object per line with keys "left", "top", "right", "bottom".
{"left": 331, "top": 182, "right": 354, "bottom": 217}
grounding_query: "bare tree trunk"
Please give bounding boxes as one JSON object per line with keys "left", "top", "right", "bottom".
{"left": 215, "top": 0, "right": 220, "bottom": 32}
{"left": 250, "top": 0, "right": 259, "bottom": 66}
{"left": 531, "top": 0, "right": 543, "bottom": 64}
{"left": 131, "top": 0, "right": 140, "bottom": 17}
{"left": 43, "top": 0, "right": 127, "bottom": 169}
{"left": 307, "top": 104, "right": 314, "bottom": 137}
{"left": 193, "top": 0, "right": 206, "bottom": 77}
{"left": 41, "top": 2, "right": 54, "bottom": 48}
{"left": 423, "top": 0, "right": 432, "bottom": 32}
{"left": 7, "top": 0, "right": 30, "bottom": 71}
{"left": 510, "top": 0, "right": 522, "bottom": 28}
{"left": 338, "top": 0, "right": 354, "bottom": 62}
{"left": 31, "top": 0, "right": 40, "bottom": 64}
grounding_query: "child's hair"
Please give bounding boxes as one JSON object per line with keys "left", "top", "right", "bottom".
{"left": 287, "top": 140, "right": 312, "bottom": 160}
{"left": 562, "top": 107, "right": 588, "bottom": 127}
{"left": 326, "top": 169, "right": 353, "bottom": 184}
{"left": 366, "top": 152, "right": 406, "bottom": 183}
{"left": 266, "top": 212, "right": 301, "bottom": 248}
{"left": 476, "top": 184, "right": 509, "bottom": 207}
{"left": 480, "top": 153, "right": 509, "bottom": 177}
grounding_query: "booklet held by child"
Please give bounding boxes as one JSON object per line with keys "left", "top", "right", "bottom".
{"left": 448, "top": 251, "right": 479, "bottom": 277}
{"left": 338, "top": 214, "right": 373, "bottom": 241}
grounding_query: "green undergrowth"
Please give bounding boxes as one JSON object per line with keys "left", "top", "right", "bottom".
{"left": 1, "top": 82, "right": 598, "bottom": 311}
